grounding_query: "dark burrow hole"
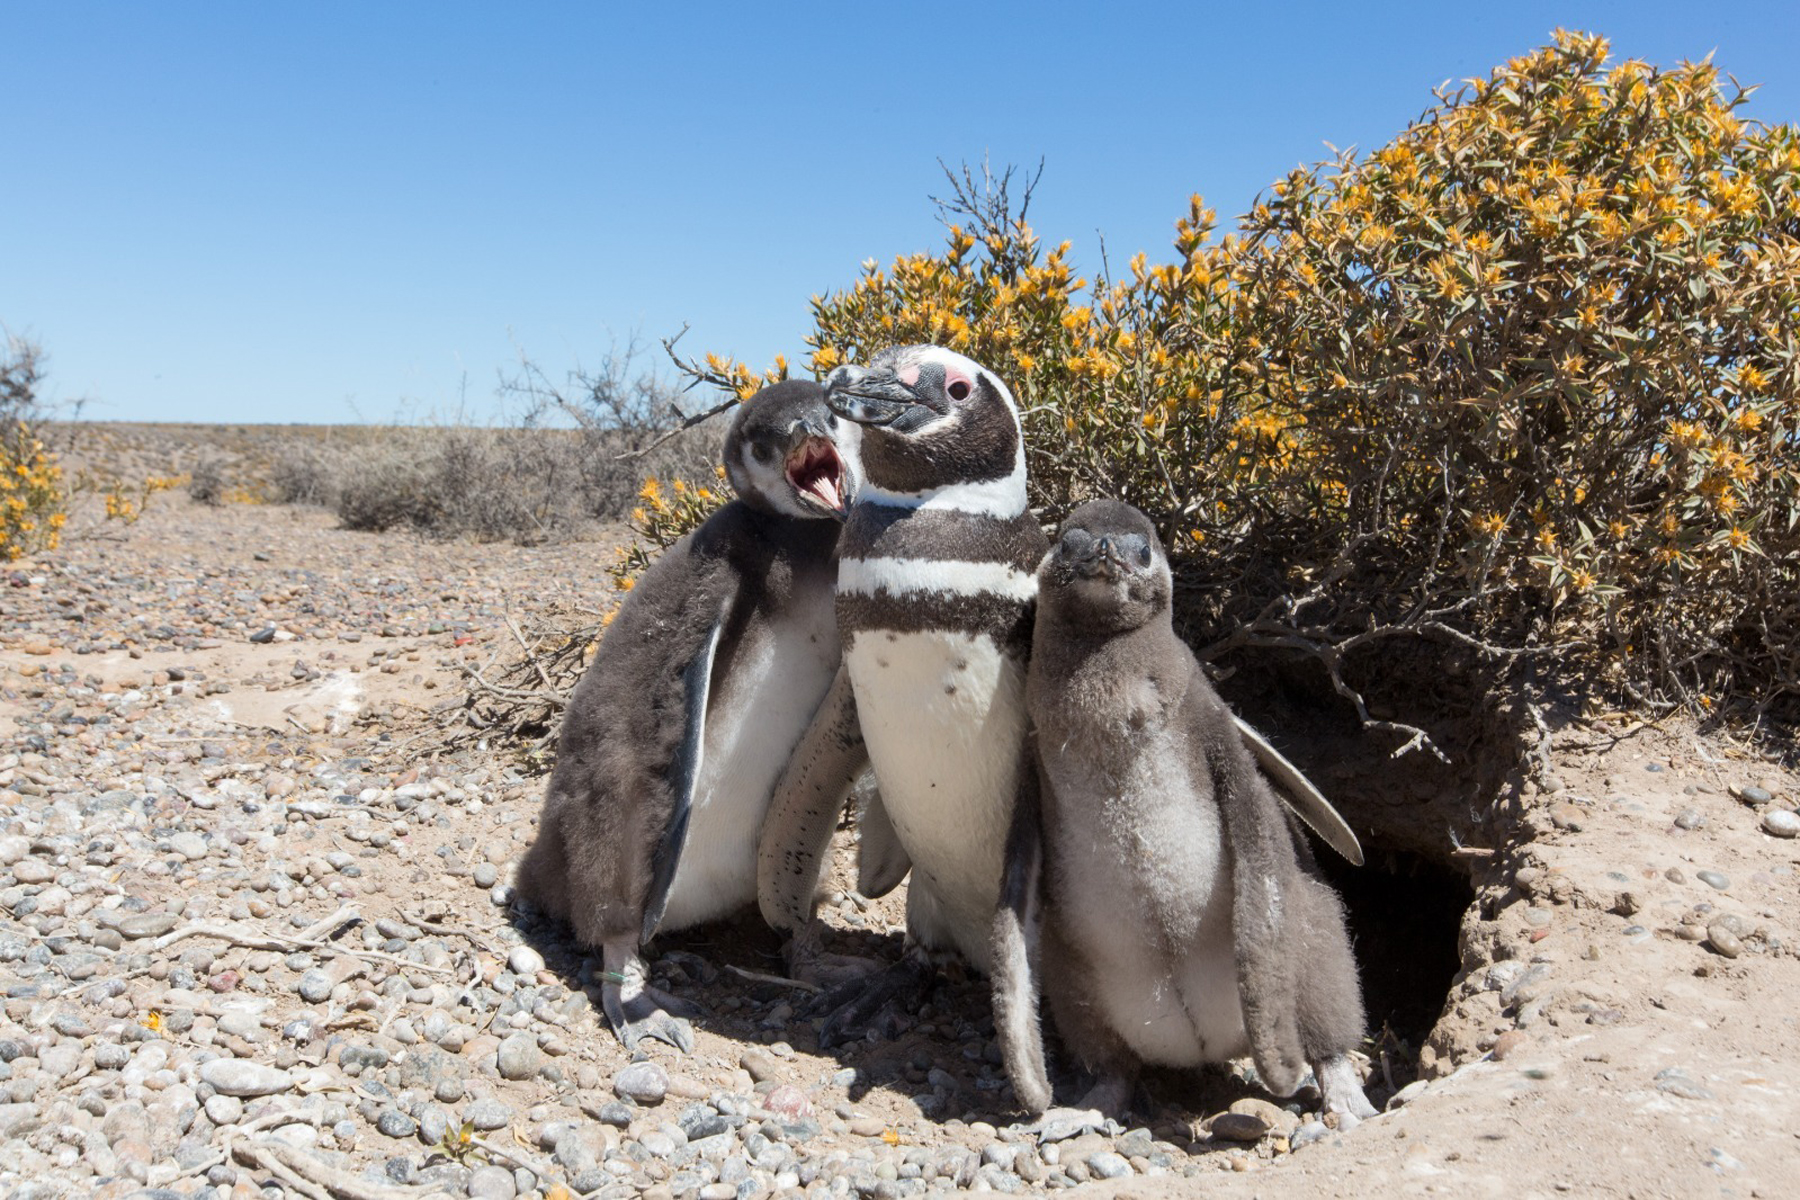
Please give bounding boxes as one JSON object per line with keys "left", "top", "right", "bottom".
{"left": 1213, "top": 643, "right": 1520, "bottom": 1097}
{"left": 1311, "top": 843, "right": 1474, "bottom": 1087}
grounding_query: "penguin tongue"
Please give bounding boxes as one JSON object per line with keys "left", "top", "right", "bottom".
{"left": 786, "top": 438, "right": 845, "bottom": 515}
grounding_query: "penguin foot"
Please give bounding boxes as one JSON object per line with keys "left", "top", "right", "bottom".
{"left": 603, "top": 982, "right": 698, "bottom": 1054}
{"left": 810, "top": 957, "right": 929, "bottom": 1049}
{"left": 1315, "top": 1053, "right": 1378, "bottom": 1130}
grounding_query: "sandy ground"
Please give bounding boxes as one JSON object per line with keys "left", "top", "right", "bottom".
{"left": 2, "top": 463, "right": 1798, "bottom": 1199}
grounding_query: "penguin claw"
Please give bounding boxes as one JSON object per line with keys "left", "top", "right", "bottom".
{"left": 1021, "top": 1107, "right": 1114, "bottom": 1144}
{"left": 603, "top": 982, "right": 700, "bottom": 1054}
{"left": 810, "top": 958, "right": 928, "bottom": 1049}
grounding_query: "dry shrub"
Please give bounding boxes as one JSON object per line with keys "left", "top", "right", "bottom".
{"left": 1, "top": 335, "right": 68, "bottom": 560}
{"left": 187, "top": 458, "right": 227, "bottom": 506}
{"left": 695, "top": 32, "right": 1799, "bottom": 736}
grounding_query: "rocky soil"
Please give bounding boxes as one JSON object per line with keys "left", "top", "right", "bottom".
{"left": 2, "top": 445, "right": 1798, "bottom": 1200}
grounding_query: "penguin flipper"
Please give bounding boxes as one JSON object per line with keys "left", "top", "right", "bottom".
{"left": 1233, "top": 714, "right": 1364, "bottom": 867}
{"left": 1203, "top": 695, "right": 1307, "bottom": 1096}
{"left": 640, "top": 608, "right": 728, "bottom": 945}
{"left": 757, "top": 664, "right": 866, "bottom": 937}
{"left": 991, "top": 738, "right": 1053, "bottom": 1116}
{"left": 855, "top": 778, "right": 911, "bottom": 898}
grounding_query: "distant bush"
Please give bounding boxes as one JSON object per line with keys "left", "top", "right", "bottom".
{"left": 289, "top": 349, "right": 717, "bottom": 542}
{"left": 187, "top": 458, "right": 227, "bottom": 506}
{"left": 693, "top": 32, "right": 1800, "bottom": 732}
{"left": 1, "top": 335, "right": 67, "bottom": 561}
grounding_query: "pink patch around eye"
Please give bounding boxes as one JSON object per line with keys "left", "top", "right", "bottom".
{"left": 944, "top": 367, "right": 973, "bottom": 395}
{"left": 897, "top": 365, "right": 921, "bottom": 387}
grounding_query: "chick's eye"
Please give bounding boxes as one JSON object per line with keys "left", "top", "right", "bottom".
{"left": 946, "top": 379, "right": 971, "bottom": 401}
{"left": 751, "top": 443, "right": 774, "bottom": 464}
{"left": 1138, "top": 543, "right": 1153, "bottom": 566}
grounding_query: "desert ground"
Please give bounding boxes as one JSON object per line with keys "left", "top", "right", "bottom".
{"left": 1, "top": 424, "right": 1796, "bottom": 1200}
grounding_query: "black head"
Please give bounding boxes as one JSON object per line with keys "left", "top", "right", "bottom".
{"left": 1040, "top": 499, "right": 1172, "bottom": 634}
{"left": 722, "top": 379, "right": 861, "bottom": 520}
{"left": 819, "top": 345, "right": 1024, "bottom": 511}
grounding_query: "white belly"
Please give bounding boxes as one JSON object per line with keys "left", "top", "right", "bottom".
{"left": 659, "top": 593, "right": 839, "bottom": 931}
{"left": 1045, "top": 736, "right": 1248, "bottom": 1066}
{"left": 846, "top": 629, "right": 1025, "bottom": 970}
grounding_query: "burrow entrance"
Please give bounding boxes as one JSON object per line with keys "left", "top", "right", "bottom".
{"left": 1215, "top": 644, "right": 1529, "bottom": 1096}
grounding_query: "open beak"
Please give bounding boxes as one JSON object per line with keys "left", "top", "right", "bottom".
{"left": 785, "top": 420, "right": 848, "bottom": 519}
{"left": 823, "top": 365, "right": 935, "bottom": 430}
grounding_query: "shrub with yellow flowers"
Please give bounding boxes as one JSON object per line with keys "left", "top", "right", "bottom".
{"left": 1, "top": 422, "right": 67, "bottom": 561}
{"left": 679, "top": 34, "right": 1797, "bottom": 729}
{"left": 1, "top": 337, "right": 68, "bottom": 561}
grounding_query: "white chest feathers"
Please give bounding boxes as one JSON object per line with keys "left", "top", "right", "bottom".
{"left": 1041, "top": 728, "right": 1249, "bottom": 1066}
{"left": 658, "top": 586, "right": 839, "bottom": 932}
{"left": 845, "top": 628, "right": 1026, "bottom": 969}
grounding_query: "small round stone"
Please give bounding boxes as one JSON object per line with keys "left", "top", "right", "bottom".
{"left": 468, "top": 1165, "right": 517, "bottom": 1200}
{"left": 465, "top": 1099, "right": 512, "bottom": 1131}
{"left": 1761, "top": 810, "right": 1800, "bottom": 839}
{"left": 376, "top": 1110, "right": 418, "bottom": 1139}
{"left": 1697, "top": 870, "right": 1730, "bottom": 891}
{"left": 1739, "top": 785, "right": 1774, "bottom": 805}
{"left": 614, "top": 1061, "right": 668, "bottom": 1105}
{"left": 1087, "top": 1152, "right": 1133, "bottom": 1180}
{"left": 1706, "top": 923, "right": 1744, "bottom": 959}
{"left": 472, "top": 863, "right": 499, "bottom": 889}
{"left": 200, "top": 1059, "right": 294, "bottom": 1097}
{"left": 297, "top": 968, "right": 335, "bottom": 1003}
{"left": 506, "top": 945, "right": 544, "bottom": 977}
{"left": 1673, "top": 809, "right": 1705, "bottom": 831}
{"left": 495, "top": 1033, "right": 542, "bottom": 1081}
{"left": 1209, "top": 1112, "right": 1269, "bottom": 1142}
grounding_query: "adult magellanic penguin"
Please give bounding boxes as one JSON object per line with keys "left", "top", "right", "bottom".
{"left": 992, "top": 500, "right": 1377, "bottom": 1133}
{"left": 757, "top": 345, "right": 1048, "bottom": 1041}
{"left": 516, "top": 379, "right": 859, "bottom": 1052}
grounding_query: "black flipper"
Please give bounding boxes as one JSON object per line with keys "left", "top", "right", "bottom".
{"left": 1233, "top": 714, "right": 1364, "bottom": 867}
{"left": 641, "top": 609, "right": 727, "bottom": 944}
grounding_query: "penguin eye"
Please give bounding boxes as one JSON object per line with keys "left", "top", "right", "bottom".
{"left": 750, "top": 442, "right": 774, "bottom": 464}
{"left": 946, "top": 379, "right": 972, "bottom": 402}
{"left": 1138, "top": 543, "right": 1153, "bottom": 567}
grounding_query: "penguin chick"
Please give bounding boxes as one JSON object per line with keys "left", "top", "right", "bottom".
{"left": 515, "top": 379, "right": 859, "bottom": 1052}
{"left": 992, "top": 499, "right": 1377, "bottom": 1133}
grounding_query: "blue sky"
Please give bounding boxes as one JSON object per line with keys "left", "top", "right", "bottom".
{"left": 5, "top": 2, "right": 1798, "bottom": 425}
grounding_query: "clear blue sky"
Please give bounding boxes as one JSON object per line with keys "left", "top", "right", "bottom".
{"left": 5, "top": 2, "right": 1797, "bottom": 425}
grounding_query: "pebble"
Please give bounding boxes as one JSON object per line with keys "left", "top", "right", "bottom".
{"left": 376, "top": 1109, "right": 418, "bottom": 1139}
{"left": 1673, "top": 809, "right": 1705, "bottom": 830}
{"left": 614, "top": 1061, "right": 668, "bottom": 1105}
{"left": 1208, "top": 1112, "right": 1269, "bottom": 1142}
{"left": 495, "top": 1033, "right": 541, "bottom": 1081}
{"left": 506, "top": 945, "right": 544, "bottom": 976}
{"left": 199, "top": 1059, "right": 294, "bottom": 1097}
{"left": 1761, "top": 810, "right": 1800, "bottom": 838}
{"left": 467, "top": 1165, "right": 517, "bottom": 1200}
{"left": 1737, "top": 785, "right": 1774, "bottom": 805}
{"left": 465, "top": 1099, "right": 512, "bottom": 1131}
{"left": 1087, "top": 1151, "right": 1133, "bottom": 1179}
{"left": 1697, "top": 870, "right": 1730, "bottom": 891}
{"left": 117, "top": 912, "right": 180, "bottom": 939}
{"left": 472, "top": 862, "right": 499, "bottom": 888}
{"left": 1654, "top": 1067, "right": 1715, "bottom": 1100}
{"left": 1705, "top": 923, "right": 1744, "bottom": 959}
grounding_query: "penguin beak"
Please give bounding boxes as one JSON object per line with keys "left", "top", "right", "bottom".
{"left": 1073, "top": 535, "right": 1143, "bottom": 581}
{"left": 822, "top": 365, "right": 937, "bottom": 432}
{"left": 784, "top": 418, "right": 849, "bottom": 519}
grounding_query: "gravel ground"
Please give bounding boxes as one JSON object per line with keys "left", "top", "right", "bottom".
{"left": 4, "top": 479, "right": 1800, "bottom": 1200}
